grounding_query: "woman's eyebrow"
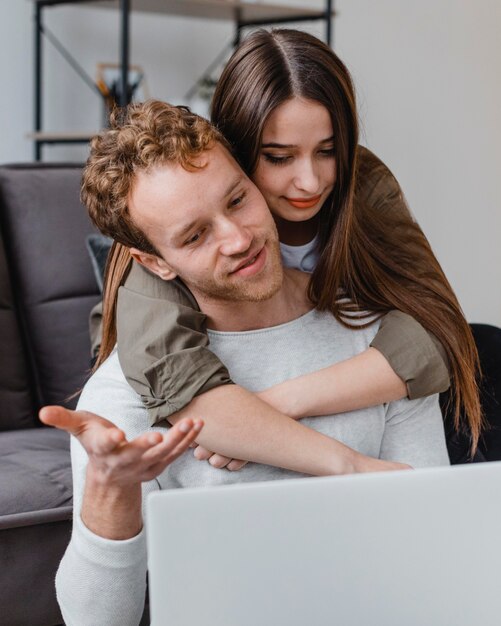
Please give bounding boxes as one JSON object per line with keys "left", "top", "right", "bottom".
{"left": 261, "top": 142, "right": 295, "bottom": 149}
{"left": 261, "top": 136, "right": 335, "bottom": 149}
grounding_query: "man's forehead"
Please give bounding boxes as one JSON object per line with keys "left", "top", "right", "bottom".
{"left": 129, "top": 145, "right": 247, "bottom": 234}
{"left": 135, "top": 143, "right": 242, "bottom": 190}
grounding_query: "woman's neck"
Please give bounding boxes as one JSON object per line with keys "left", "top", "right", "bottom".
{"left": 275, "top": 214, "right": 319, "bottom": 246}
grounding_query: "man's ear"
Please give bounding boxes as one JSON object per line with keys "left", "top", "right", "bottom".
{"left": 129, "top": 248, "right": 177, "bottom": 281}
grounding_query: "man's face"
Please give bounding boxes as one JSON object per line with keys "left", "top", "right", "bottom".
{"left": 128, "top": 143, "right": 283, "bottom": 305}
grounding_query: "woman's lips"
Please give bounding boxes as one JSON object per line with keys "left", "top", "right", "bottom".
{"left": 285, "top": 194, "right": 322, "bottom": 209}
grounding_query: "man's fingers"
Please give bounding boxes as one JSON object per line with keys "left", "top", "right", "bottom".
{"left": 39, "top": 405, "right": 88, "bottom": 436}
{"left": 39, "top": 405, "right": 118, "bottom": 438}
{"left": 162, "top": 419, "right": 203, "bottom": 464}
{"left": 140, "top": 419, "right": 202, "bottom": 466}
{"left": 91, "top": 427, "right": 127, "bottom": 455}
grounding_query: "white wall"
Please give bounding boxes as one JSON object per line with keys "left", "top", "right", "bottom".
{"left": 335, "top": 0, "right": 501, "bottom": 326}
{"left": 0, "top": 0, "right": 499, "bottom": 324}
{"left": 0, "top": 0, "right": 33, "bottom": 162}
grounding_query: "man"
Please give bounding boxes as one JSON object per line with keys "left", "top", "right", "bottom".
{"left": 42, "top": 101, "right": 449, "bottom": 625}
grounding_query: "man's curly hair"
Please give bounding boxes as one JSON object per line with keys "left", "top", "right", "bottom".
{"left": 81, "top": 99, "right": 229, "bottom": 255}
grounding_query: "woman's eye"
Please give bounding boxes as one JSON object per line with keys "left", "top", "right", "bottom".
{"left": 319, "top": 148, "right": 336, "bottom": 158}
{"left": 263, "top": 154, "right": 291, "bottom": 165}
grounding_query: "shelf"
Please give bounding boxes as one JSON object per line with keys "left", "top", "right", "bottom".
{"left": 32, "top": 0, "right": 334, "bottom": 159}
{"left": 36, "top": 1, "right": 329, "bottom": 24}
{"left": 28, "top": 131, "right": 97, "bottom": 143}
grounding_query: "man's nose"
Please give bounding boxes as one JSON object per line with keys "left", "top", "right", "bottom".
{"left": 218, "top": 219, "right": 253, "bottom": 256}
{"left": 293, "top": 159, "right": 320, "bottom": 194}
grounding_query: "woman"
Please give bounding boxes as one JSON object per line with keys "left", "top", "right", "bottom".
{"left": 90, "top": 29, "right": 481, "bottom": 466}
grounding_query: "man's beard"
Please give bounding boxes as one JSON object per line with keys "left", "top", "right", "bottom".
{"left": 189, "top": 237, "right": 283, "bottom": 305}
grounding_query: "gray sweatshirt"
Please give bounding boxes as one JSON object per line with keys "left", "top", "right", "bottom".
{"left": 56, "top": 309, "right": 449, "bottom": 626}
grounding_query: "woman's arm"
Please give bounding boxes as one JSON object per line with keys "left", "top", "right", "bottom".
{"left": 117, "top": 261, "right": 233, "bottom": 424}
{"left": 257, "top": 347, "right": 406, "bottom": 419}
{"left": 256, "top": 311, "right": 450, "bottom": 420}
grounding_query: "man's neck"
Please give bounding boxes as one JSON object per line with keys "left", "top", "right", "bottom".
{"left": 197, "top": 269, "right": 312, "bottom": 332}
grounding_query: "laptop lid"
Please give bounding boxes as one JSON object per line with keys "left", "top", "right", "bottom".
{"left": 147, "top": 462, "right": 501, "bottom": 626}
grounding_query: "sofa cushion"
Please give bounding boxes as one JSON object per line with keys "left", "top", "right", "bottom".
{"left": 0, "top": 427, "right": 72, "bottom": 523}
{"left": 0, "top": 230, "right": 35, "bottom": 430}
{"left": 86, "top": 233, "right": 113, "bottom": 292}
{"left": 0, "top": 164, "right": 101, "bottom": 409}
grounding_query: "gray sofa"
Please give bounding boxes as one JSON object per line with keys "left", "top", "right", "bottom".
{"left": 0, "top": 164, "right": 100, "bottom": 626}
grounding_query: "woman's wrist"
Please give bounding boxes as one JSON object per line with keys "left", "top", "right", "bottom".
{"left": 257, "top": 383, "right": 304, "bottom": 419}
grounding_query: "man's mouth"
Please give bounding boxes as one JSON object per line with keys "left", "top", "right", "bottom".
{"left": 285, "top": 194, "right": 322, "bottom": 209}
{"left": 239, "top": 255, "right": 258, "bottom": 269}
{"left": 230, "top": 246, "right": 267, "bottom": 277}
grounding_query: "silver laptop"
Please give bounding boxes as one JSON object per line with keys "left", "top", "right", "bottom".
{"left": 147, "top": 461, "right": 501, "bottom": 626}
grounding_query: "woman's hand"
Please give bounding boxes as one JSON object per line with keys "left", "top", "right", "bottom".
{"left": 189, "top": 443, "right": 411, "bottom": 475}
{"left": 191, "top": 443, "right": 248, "bottom": 472}
{"left": 352, "top": 453, "right": 413, "bottom": 473}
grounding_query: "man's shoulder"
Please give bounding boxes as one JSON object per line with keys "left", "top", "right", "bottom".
{"left": 306, "top": 308, "right": 381, "bottom": 337}
{"left": 77, "top": 350, "right": 146, "bottom": 424}
{"left": 385, "top": 393, "right": 441, "bottom": 425}
{"left": 85, "top": 348, "right": 128, "bottom": 385}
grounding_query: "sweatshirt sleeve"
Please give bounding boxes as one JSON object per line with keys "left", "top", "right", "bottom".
{"left": 355, "top": 146, "right": 451, "bottom": 398}
{"left": 55, "top": 356, "right": 162, "bottom": 625}
{"left": 56, "top": 513, "right": 149, "bottom": 626}
{"left": 379, "top": 394, "right": 450, "bottom": 468}
{"left": 117, "top": 261, "right": 232, "bottom": 425}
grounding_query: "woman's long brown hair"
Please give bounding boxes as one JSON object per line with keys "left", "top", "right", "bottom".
{"left": 210, "top": 29, "right": 482, "bottom": 450}
{"left": 95, "top": 241, "right": 132, "bottom": 370}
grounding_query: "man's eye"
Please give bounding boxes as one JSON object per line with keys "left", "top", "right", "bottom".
{"left": 185, "top": 231, "right": 203, "bottom": 245}
{"left": 263, "top": 154, "right": 291, "bottom": 165}
{"left": 230, "top": 191, "right": 246, "bottom": 207}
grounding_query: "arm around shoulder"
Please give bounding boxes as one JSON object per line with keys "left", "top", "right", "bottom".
{"left": 117, "top": 261, "right": 232, "bottom": 424}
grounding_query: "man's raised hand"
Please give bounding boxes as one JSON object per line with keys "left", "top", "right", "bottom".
{"left": 39, "top": 406, "right": 203, "bottom": 486}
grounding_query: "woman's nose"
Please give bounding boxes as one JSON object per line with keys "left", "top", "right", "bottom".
{"left": 293, "top": 160, "right": 320, "bottom": 194}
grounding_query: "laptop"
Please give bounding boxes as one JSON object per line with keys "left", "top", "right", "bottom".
{"left": 147, "top": 461, "right": 501, "bottom": 626}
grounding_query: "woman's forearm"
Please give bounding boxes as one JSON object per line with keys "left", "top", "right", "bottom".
{"left": 257, "top": 347, "right": 407, "bottom": 419}
{"left": 170, "top": 383, "right": 405, "bottom": 475}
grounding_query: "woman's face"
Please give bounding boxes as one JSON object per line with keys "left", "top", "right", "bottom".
{"left": 252, "top": 98, "right": 336, "bottom": 230}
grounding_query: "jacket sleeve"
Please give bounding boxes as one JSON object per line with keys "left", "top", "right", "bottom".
{"left": 370, "top": 310, "right": 450, "bottom": 399}
{"left": 355, "top": 146, "right": 451, "bottom": 398}
{"left": 117, "top": 262, "right": 232, "bottom": 425}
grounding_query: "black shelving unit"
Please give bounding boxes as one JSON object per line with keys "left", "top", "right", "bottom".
{"left": 32, "top": 0, "right": 335, "bottom": 161}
